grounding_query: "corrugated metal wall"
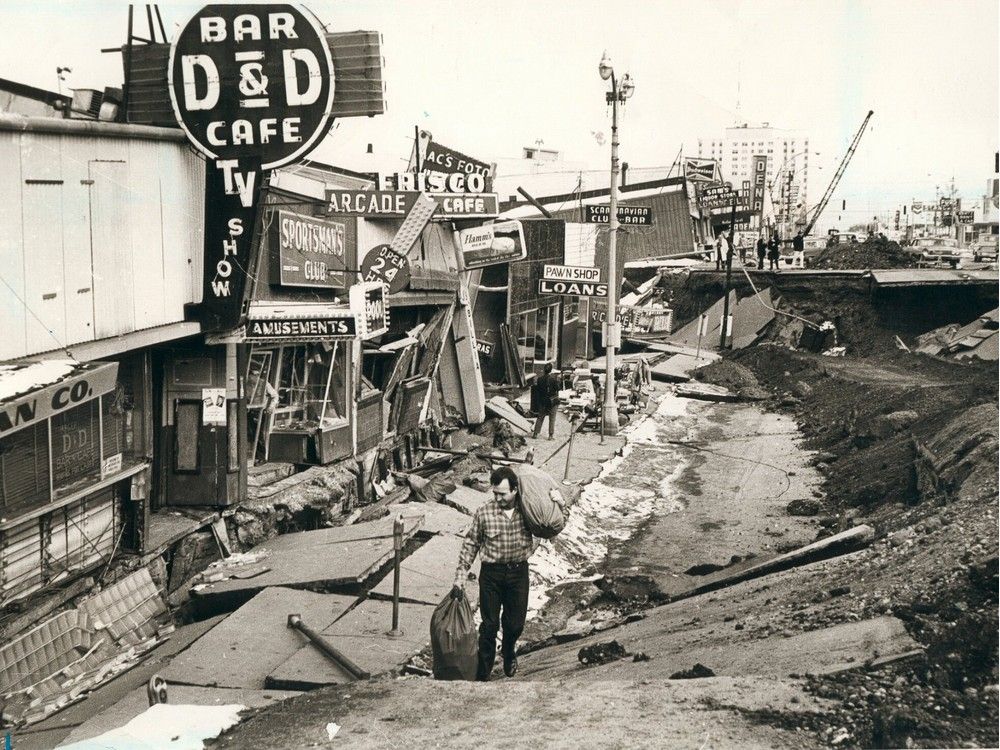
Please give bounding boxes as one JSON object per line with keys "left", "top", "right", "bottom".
{"left": 0, "top": 130, "right": 204, "bottom": 360}
{"left": 0, "top": 489, "right": 117, "bottom": 607}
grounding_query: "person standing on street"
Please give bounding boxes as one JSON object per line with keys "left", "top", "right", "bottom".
{"left": 451, "top": 466, "right": 567, "bottom": 681}
{"left": 756, "top": 236, "right": 767, "bottom": 268}
{"left": 792, "top": 231, "right": 805, "bottom": 268}
{"left": 714, "top": 231, "right": 729, "bottom": 271}
{"left": 530, "top": 363, "right": 560, "bottom": 440}
{"left": 738, "top": 234, "right": 747, "bottom": 265}
{"left": 767, "top": 232, "right": 781, "bottom": 271}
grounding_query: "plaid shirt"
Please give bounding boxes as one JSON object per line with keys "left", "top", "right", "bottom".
{"left": 454, "top": 500, "right": 536, "bottom": 587}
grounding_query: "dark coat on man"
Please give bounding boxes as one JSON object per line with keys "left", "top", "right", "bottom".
{"left": 530, "top": 371, "right": 559, "bottom": 414}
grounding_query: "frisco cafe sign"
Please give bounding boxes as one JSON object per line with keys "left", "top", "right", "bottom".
{"left": 168, "top": 4, "right": 336, "bottom": 329}
{"left": 270, "top": 208, "right": 347, "bottom": 288}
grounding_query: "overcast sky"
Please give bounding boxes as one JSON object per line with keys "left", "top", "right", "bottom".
{"left": 2, "top": 0, "right": 997, "bottom": 225}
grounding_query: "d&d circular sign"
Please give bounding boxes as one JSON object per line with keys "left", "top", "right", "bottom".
{"left": 167, "top": 4, "right": 335, "bottom": 170}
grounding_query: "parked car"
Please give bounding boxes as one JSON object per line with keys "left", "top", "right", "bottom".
{"left": 906, "top": 237, "right": 971, "bottom": 268}
{"left": 972, "top": 237, "right": 999, "bottom": 263}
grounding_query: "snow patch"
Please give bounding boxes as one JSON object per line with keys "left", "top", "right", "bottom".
{"left": 0, "top": 360, "right": 76, "bottom": 402}
{"left": 58, "top": 703, "right": 245, "bottom": 750}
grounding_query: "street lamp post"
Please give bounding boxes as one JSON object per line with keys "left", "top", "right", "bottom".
{"left": 598, "top": 52, "right": 634, "bottom": 438}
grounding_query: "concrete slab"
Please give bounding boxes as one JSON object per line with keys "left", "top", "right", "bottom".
{"left": 369, "top": 534, "right": 466, "bottom": 605}
{"left": 441, "top": 486, "right": 490, "bottom": 516}
{"left": 731, "top": 288, "right": 776, "bottom": 350}
{"left": 383, "top": 502, "right": 471, "bottom": 537}
{"left": 162, "top": 588, "right": 357, "bottom": 689}
{"left": 13, "top": 616, "right": 226, "bottom": 750}
{"left": 59, "top": 685, "right": 301, "bottom": 746}
{"left": 675, "top": 382, "right": 739, "bottom": 402}
{"left": 652, "top": 353, "right": 714, "bottom": 382}
{"left": 267, "top": 600, "right": 434, "bottom": 690}
{"left": 666, "top": 291, "right": 737, "bottom": 350}
{"left": 191, "top": 517, "right": 421, "bottom": 614}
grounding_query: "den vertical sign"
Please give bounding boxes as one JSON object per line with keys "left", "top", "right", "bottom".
{"left": 168, "top": 4, "right": 336, "bottom": 329}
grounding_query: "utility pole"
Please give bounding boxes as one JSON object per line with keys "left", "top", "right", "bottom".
{"left": 719, "top": 193, "right": 737, "bottom": 349}
{"left": 598, "top": 53, "right": 634, "bottom": 437}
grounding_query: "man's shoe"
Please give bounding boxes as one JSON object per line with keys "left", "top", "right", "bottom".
{"left": 503, "top": 655, "right": 518, "bottom": 677}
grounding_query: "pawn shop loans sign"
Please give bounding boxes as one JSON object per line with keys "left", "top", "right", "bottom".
{"left": 168, "top": 4, "right": 335, "bottom": 169}
{"left": 168, "top": 4, "right": 336, "bottom": 330}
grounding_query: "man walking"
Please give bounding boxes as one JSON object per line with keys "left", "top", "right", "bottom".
{"left": 792, "top": 231, "right": 805, "bottom": 268}
{"left": 767, "top": 232, "right": 781, "bottom": 271}
{"left": 451, "top": 467, "right": 567, "bottom": 680}
{"left": 530, "top": 363, "right": 560, "bottom": 440}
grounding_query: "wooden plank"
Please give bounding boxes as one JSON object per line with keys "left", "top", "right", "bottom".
{"left": 485, "top": 396, "right": 532, "bottom": 433}
{"left": 162, "top": 588, "right": 357, "bottom": 689}
{"left": 670, "top": 525, "right": 876, "bottom": 602}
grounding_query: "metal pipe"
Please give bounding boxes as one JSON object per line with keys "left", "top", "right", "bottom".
{"left": 387, "top": 515, "right": 404, "bottom": 638}
{"left": 287, "top": 614, "right": 370, "bottom": 680}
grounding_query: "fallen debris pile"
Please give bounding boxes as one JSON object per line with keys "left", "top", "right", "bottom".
{"left": 690, "top": 360, "right": 770, "bottom": 401}
{"left": 0, "top": 569, "right": 171, "bottom": 729}
{"left": 810, "top": 237, "right": 918, "bottom": 270}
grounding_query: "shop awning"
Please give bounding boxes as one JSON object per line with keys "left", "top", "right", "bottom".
{"left": 0, "top": 361, "right": 118, "bottom": 436}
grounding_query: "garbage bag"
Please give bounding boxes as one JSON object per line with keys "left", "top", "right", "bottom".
{"left": 514, "top": 464, "right": 567, "bottom": 539}
{"left": 430, "top": 593, "right": 478, "bottom": 680}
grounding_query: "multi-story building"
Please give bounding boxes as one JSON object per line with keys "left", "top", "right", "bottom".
{"left": 697, "top": 123, "right": 813, "bottom": 235}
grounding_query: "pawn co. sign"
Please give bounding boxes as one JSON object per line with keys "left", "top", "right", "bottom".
{"left": 168, "top": 4, "right": 336, "bottom": 329}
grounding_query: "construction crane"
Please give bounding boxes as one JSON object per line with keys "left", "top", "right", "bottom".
{"left": 803, "top": 110, "right": 874, "bottom": 236}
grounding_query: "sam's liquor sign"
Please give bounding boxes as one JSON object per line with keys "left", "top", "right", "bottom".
{"left": 168, "top": 3, "right": 337, "bottom": 329}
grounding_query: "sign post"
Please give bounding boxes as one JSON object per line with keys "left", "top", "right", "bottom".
{"left": 720, "top": 193, "right": 737, "bottom": 349}
{"left": 168, "top": 3, "right": 337, "bottom": 330}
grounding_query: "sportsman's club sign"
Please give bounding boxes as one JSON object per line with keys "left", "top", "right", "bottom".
{"left": 168, "top": 3, "right": 338, "bottom": 329}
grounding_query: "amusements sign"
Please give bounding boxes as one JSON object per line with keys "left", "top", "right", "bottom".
{"left": 168, "top": 4, "right": 337, "bottom": 330}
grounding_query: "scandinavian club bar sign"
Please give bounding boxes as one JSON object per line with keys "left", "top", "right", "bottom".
{"left": 168, "top": 4, "right": 336, "bottom": 330}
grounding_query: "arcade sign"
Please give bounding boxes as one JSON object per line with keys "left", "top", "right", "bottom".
{"left": 168, "top": 3, "right": 335, "bottom": 170}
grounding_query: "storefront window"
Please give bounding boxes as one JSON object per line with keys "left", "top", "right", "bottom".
{"left": 514, "top": 310, "right": 536, "bottom": 377}
{"left": 51, "top": 400, "right": 101, "bottom": 496}
{"left": 0, "top": 422, "right": 50, "bottom": 514}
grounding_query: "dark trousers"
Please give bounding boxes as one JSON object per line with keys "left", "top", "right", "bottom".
{"left": 477, "top": 561, "right": 530, "bottom": 680}
{"left": 532, "top": 404, "right": 558, "bottom": 438}
{"left": 769, "top": 256, "right": 779, "bottom": 270}
{"left": 757, "top": 253, "right": 766, "bottom": 268}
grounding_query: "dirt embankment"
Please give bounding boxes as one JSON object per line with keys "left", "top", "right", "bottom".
{"left": 811, "top": 237, "right": 918, "bottom": 271}
{"left": 720, "top": 343, "right": 998, "bottom": 747}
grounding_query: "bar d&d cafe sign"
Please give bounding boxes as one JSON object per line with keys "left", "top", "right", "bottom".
{"left": 168, "top": 4, "right": 336, "bottom": 329}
